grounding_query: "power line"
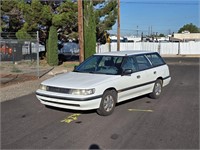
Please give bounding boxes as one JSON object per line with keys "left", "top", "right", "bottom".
{"left": 120, "top": 1, "right": 199, "bottom": 5}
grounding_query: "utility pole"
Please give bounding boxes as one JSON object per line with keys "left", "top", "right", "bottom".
{"left": 78, "top": 0, "right": 84, "bottom": 63}
{"left": 117, "top": 0, "right": 120, "bottom": 51}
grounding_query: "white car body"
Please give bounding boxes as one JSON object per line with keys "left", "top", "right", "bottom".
{"left": 36, "top": 51, "right": 171, "bottom": 115}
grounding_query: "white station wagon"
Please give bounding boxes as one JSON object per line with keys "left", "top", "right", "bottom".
{"left": 36, "top": 51, "right": 171, "bottom": 116}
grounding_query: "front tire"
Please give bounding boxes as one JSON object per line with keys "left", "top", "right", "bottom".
{"left": 149, "top": 79, "right": 163, "bottom": 99}
{"left": 97, "top": 90, "right": 117, "bottom": 116}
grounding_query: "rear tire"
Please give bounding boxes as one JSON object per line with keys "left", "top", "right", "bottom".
{"left": 97, "top": 90, "right": 117, "bottom": 116}
{"left": 149, "top": 79, "right": 162, "bottom": 99}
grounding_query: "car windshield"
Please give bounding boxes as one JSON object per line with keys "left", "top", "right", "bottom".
{"left": 74, "top": 55, "right": 124, "bottom": 75}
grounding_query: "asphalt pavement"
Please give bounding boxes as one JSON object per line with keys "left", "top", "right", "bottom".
{"left": 1, "top": 57, "right": 199, "bottom": 149}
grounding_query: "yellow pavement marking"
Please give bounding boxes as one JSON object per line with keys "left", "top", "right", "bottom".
{"left": 128, "top": 109, "right": 154, "bottom": 112}
{"left": 61, "top": 114, "right": 81, "bottom": 123}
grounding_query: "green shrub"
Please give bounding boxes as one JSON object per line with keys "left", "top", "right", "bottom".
{"left": 84, "top": 1, "right": 96, "bottom": 59}
{"left": 47, "top": 26, "right": 58, "bottom": 66}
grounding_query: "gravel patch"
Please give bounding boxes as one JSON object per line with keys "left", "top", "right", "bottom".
{"left": 0, "top": 76, "right": 49, "bottom": 102}
{"left": 0, "top": 61, "right": 78, "bottom": 103}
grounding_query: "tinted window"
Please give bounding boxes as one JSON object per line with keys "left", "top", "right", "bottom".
{"left": 121, "top": 57, "right": 138, "bottom": 72}
{"left": 77, "top": 55, "right": 99, "bottom": 72}
{"left": 146, "top": 53, "right": 165, "bottom": 67}
{"left": 135, "top": 55, "right": 152, "bottom": 71}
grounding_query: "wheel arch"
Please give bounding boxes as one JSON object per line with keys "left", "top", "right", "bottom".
{"left": 156, "top": 77, "right": 163, "bottom": 85}
{"left": 103, "top": 87, "right": 118, "bottom": 100}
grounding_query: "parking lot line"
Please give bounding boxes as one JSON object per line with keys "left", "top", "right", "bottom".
{"left": 61, "top": 114, "right": 81, "bottom": 123}
{"left": 128, "top": 109, "right": 154, "bottom": 112}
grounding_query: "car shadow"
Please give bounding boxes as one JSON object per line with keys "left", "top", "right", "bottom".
{"left": 116, "top": 94, "right": 151, "bottom": 107}
{"left": 88, "top": 144, "right": 101, "bottom": 149}
{"left": 45, "top": 105, "right": 95, "bottom": 115}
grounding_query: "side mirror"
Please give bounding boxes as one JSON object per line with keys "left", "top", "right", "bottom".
{"left": 122, "top": 69, "right": 132, "bottom": 76}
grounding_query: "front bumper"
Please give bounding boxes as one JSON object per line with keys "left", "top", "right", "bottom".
{"left": 36, "top": 90, "right": 102, "bottom": 110}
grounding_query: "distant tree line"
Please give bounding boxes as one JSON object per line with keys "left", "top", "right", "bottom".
{"left": 178, "top": 23, "right": 200, "bottom": 33}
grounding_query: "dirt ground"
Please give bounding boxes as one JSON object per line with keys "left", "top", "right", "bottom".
{"left": 0, "top": 60, "right": 79, "bottom": 87}
{"left": 0, "top": 74, "right": 38, "bottom": 87}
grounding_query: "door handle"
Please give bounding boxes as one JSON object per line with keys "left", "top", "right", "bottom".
{"left": 154, "top": 71, "right": 156, "bottom": 74}
{"left": 137, "top": 75, "right": 141, "bottom": 79}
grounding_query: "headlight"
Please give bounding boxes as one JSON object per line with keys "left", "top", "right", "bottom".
{"left": 39, "top": 84, "right": 47, "bottom": 91}
{"left": 70, "top": 89, "right": 95, "bottom": 95}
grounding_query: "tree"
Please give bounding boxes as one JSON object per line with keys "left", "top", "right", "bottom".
{"left": 178, "top": 23, "right": 200, "bottom": 33}
{"left": 16, "top": 0, "right": 77, "bottom": 65}
{"left": 94, "top": 0, "right": 118, "bottom": 44}
{"left": 47, "top": 26, "right": 58, "bottom": 66}
{"left": 1, "top": 0, "right": 23, "bottom": 36}
{"left": 2, "top": 0, "right": 117, "bottom": 42}
{"left": 55, "top": 1, "right": 78, "bottom": 41}
{"left": 158, "top": 33, "right": 165, "bottom": 37}
{"left": 83, "top": 1, "right": 96, "bottom": 59}
{"left": 83, "top": 0, "right": 118, "bottom": 58}
{"left": 16, "top": 27, "right": 32, "bottom": 40}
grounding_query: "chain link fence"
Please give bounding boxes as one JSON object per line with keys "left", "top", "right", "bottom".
{"left": 0, "top": 32, "right": 51, "bottom": 79}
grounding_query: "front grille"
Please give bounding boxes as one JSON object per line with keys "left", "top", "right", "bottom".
{"left": 47, "top": 86, "right": 70, "bottom": 94}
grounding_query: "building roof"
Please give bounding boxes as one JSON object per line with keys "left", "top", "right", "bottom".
{"left": 170, "top": 33, "right": 200, "bottom": 42}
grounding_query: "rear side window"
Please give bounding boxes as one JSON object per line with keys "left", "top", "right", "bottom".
{"left": 146, "top": 53, "right": 165, "bottom": 67}
{"left": 121, "top": 56, "right": 138, "bottom": 72}
{"left": 135, "top": 55, "right": 152, "bottom": 71}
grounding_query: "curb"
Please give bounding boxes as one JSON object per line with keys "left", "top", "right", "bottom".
{"left": 38, "top": 67, "right": 54, "bottom": 78}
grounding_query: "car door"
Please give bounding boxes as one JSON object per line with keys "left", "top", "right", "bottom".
{"left": 134, "top": 54, "right": 154, "bottom": 95}
{"left": 146, "top": 53, "right": 170, "bottom": 86}
{"left": 116, "top": 56, "right": 152, "bottom": 103}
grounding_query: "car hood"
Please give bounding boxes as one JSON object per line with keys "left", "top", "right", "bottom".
{"left": 42, "top": 72, "right": 119, "bottom": 89}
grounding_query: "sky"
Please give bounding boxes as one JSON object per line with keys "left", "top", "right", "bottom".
{"left": 109, "top": 0, "right": 200, "bottom": 36}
